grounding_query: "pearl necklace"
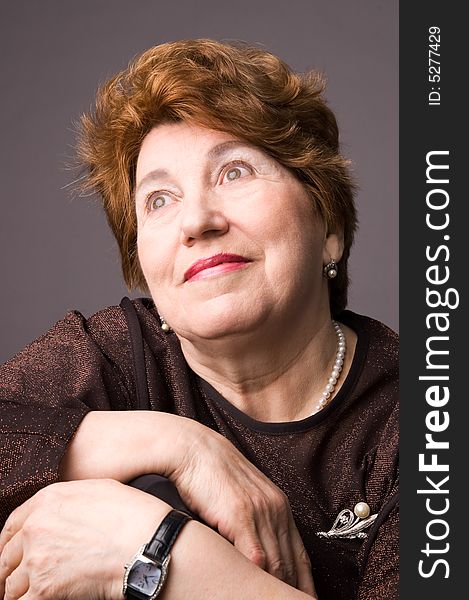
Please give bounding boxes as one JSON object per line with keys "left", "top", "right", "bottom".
{"left": 315, "top": 321, "right": 346, "bottom": 413}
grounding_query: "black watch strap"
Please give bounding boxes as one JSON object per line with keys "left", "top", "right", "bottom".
{"left": 144, "top": 509, "right": 192, "bottom": 562}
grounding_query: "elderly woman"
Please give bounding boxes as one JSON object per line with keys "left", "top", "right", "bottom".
{"left": 0, "top": 40, "right": 398, "bottom": 600}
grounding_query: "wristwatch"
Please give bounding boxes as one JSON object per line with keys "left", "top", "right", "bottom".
{"left": 123, "top": 509, "right": 192, "bottom": 599}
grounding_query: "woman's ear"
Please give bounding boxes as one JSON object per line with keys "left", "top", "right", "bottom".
{"left": 323, "top": 231, "right": 344, "bottom": 264}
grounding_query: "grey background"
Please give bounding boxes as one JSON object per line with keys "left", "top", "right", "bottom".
{"left": 0, "top": 0, "right": 398, "bottom": 363}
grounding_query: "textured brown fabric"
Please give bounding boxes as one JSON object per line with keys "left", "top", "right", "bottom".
{"left": 0, "top": 298, "right": 398, "bottom": 599}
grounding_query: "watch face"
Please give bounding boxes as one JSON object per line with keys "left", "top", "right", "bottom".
{"left": 128, "top": 559, "right": 162, "bottom": 596}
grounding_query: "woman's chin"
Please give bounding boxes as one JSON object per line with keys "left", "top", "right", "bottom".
{"left": 178, "top": 316, "right": 257, "bottom": 342}
{"left": 154, "top": 280, "right": 278, "bottom": 342}
{"left": 171, "top": 301, "right": 269, "bottom": 342}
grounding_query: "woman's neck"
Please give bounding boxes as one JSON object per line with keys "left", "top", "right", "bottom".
{"left": 178, "top": 310, "right": 357, "bottom": 423}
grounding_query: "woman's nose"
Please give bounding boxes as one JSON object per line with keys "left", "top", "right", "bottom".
{"left": 179, "top": 192, "right": 229, "bottom": 246}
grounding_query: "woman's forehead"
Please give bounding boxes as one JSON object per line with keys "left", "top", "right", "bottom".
{"left": 135, "top": 121, "right": 275, "bottom": 185}
{"left": 139, "top": 121, "right": 251, "bottom": 158}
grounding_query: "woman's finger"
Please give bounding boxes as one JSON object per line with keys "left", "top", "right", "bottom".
{"left": 256, "top": 517, "right": 296, "bottom": 587}
{"left": 0, "top": 512, "right": 22, "bottom": 555}
{"left": 288, "top": 517, "right": 317, "bottom": 597}
{"left": 0, "top": 532, "right": 24, "bottom": 598}
{"left": 3, "top": 566, "right": 29, "bottom": 600}
{"left": 233, "top": 488, "right": 297, "bottom": 587}
{"left": 231, "top": 509, "right": 266, "bottom": 570}
{"left": 0, "top": 489, "right": 42, "bottom": 553}
{"left": 263, "top": 489, "right": 299, "bottom": 587}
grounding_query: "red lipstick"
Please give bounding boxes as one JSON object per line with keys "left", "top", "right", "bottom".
{"left": 184, "top": 253, "right": 251, "bottom": 282}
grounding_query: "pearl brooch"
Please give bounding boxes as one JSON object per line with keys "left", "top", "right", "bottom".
{"left": 353, "top": 502, "right": 371, "bottom": 519}
{"left": 314, "top": 320, "right": 346, "bottom": 413}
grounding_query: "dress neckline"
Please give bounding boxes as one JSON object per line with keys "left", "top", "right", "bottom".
{"left": 195, "top": 310, "right": 370, "bottom": 434}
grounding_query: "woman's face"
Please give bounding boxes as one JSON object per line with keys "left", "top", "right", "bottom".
{"left": 135, "top": 121, "right": 341, "bottom": 341}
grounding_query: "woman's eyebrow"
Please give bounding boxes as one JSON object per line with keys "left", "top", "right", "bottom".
{"left": 206, "top": 140, "right": 257, "bottom": 162}
{"left": 135, "top": 168, "right": 170, "bottom": 197}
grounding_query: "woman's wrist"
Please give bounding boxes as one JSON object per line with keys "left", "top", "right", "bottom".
{"left": 111, "top": 496, "right": 175, "bottom": 600}
{"left": 135, "top": 518, "right": 313, "bottom": 600}
{"left": 58, "top": 410, "right": 202, "bottom": 482}
{"left": 122, "top": 509, "right": 192, "bottom": 600}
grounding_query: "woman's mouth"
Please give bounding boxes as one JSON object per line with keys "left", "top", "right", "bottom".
{"left": 184, "top": 253, "right": 251, "bottom": 282}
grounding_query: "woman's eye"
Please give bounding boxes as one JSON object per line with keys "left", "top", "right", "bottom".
{"left": 222, "top": 163, "right": 251, "bottom": 183}
{"left": 145, "top": 191, "right": 173, "bottom": 212}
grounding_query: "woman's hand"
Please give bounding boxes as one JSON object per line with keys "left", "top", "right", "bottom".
{"left": 0, "top": 480, "right": 316, "bottom": 600}
{"left": 168, "top": 425, "right": 315, "bottom": 595}
{"left": 59, "top": 411, "right": 314, "bottom": 595}
{"left": 0, "top": 479, "right": 170, "bottom": 600}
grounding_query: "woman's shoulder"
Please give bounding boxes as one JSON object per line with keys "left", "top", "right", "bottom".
{"left": 2, "top": 297, "right": 163, "bottom": 382}
{"left": 2, "top": 303, "right": 125, "bottom": 371}
{"left": 82, "top": 296, "right": 161, "bottom": 343}
{"left": 340, "top": 309, "right": 398, "bottom": 343}
{"left": 335, "top": 309, "right": 399, "bottom": 467}
{"left": 82, "top": 296, "right": 174, "bottom": 366}
{"left": 340, "top": 309, "right": 398, "bottom": 373}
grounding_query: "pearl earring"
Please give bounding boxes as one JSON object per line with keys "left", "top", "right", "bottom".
{"left": 160, "top": 316, "right": 172, "bottom": 333}
{"left": 323, "top": 259, "right": 338, "bottom": 279}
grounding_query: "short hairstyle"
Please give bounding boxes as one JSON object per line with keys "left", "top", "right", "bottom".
{"left": 77, "top": 38, "right": 357, "bottom": 316}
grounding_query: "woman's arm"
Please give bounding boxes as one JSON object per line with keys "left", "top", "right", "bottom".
{"left": 58, "top": 410, "right": 197, "bottom": 482}
{"left": 58, "top": 410, "right": 314, "bottom": 592}
{"left": 2, "top": 361, "right": 314, "bottom": 590}
{"left": 1, "top": 309, "right": 313, "bottom": 591}
{"left": 0, "top": 310, "right": 123, "bottom": 527}
{"left": 0, "top": 480, "right": 316, "bottom": 599}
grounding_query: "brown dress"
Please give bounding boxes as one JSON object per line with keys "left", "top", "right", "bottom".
{"left": 0, "top": 298, "right": 398, "bottom": 600}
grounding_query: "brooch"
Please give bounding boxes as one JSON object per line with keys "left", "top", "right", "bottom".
{"left": 317, "top": 502, "right": 377, "bottom": 540}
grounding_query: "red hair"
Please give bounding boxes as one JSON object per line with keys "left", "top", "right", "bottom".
{"left": 78, "top": 39, "right": 357, "bottom": 315}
